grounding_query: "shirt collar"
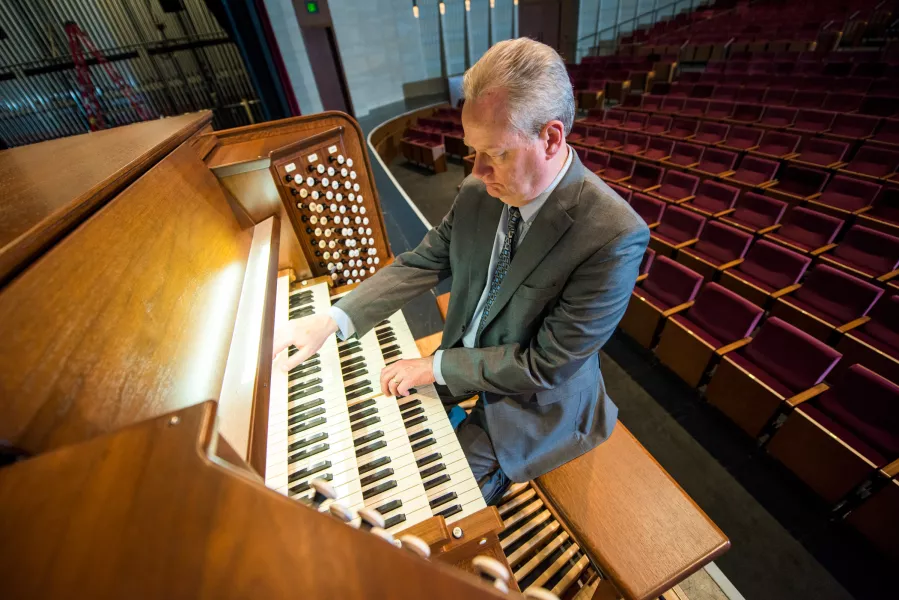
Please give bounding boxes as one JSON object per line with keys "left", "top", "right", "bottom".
{"left": 518, "top": 144, "right": 573, "bottom": 223}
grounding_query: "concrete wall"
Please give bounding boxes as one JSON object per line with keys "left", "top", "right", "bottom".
{"left": 261, "top": 0, "right": 323, "bottom": 114}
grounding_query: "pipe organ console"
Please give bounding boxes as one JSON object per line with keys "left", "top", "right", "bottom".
{"left": 0, "top": 110, "right": 728, "bottom": 600}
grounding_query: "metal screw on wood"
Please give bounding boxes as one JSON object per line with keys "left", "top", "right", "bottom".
{"left": 168, "top": 416, "right": 180, "bottom": 427}
{"left": 452, "top": 526, "right": 463, "bottom": 539}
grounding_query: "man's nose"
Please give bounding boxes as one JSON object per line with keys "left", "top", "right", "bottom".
{"left": 472, "top": 153, "right": 491, "bottom": 179}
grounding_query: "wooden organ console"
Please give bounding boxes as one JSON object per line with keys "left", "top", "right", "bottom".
{"left": 0, "top": 110, "right": 729, "bottom": 600}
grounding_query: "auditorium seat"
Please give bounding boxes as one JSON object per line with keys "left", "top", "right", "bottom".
{"left": 839, "top": 145, "right": 899, "bottom": 181}
{"left": 791, "top": 90, "right": 827, "bottom": 109}
{"left": 582, "top": 109, "right": 605, "bottom": 126}
{"left": 621, "top": 111, "right": 649, "bottom": 131}
{"left": 648, "top": 205, "right": 706, "bottom": 258}
{"left": 857, "top": 186, "right": 899, "bottom": 237}
{"left": 679, "top": 178, "right": 738, "bottom": 214}
{"left": 712, "top": 84, "right": 740, "bottom": 101}
{"left": 582, "top": 149, "right": 611, "bottom": 174}
{"left": 706, "top": 317, "right": 841, "bottom": 437}
{"left": 762, "top": 87, "right": 795, "bottom": 106}
{"left": 681, "top": 99, "right": 710, "bottom": 118}
{"left": 663, "top": 118, "right": 700, "bottom": 141}
{"left": 621, "top": 93, "right": 644, "bottom": 110}
{"left": 790, "top": 109, "right": 837, "bottom": 135}
{"left": 719, "top": 126, "right": 763, "bottom": 152}
{"left": 818, "top": 225, "right": 899, "bottom": 281}
{"left": 604, "top": 109, "right": 628, "bottom": 128}
{"left": 823, "top": 92, "right": 865, "bottom": 114}
{"left": 568, "top": 124, "right": 589, "bottom": 145}
{"left": 847, "top": 478, "right": 899, "bottom": 563}
{"left": 690, "top": 147, "right": 738, "bottom": 177}
{"left": 757, "top": 106, "right": 798, "bottom": 129}
{"left": 871, "top": 118, "right": 899, "bottom": 148}
{"left": 602, "top": 155, "right": 637, "bottom": 183}
{"left": 723, "top": 155, "right": 779, "bottom": 189}
{"left": 600, "top": 128, "right": 627, "bottom": 151}
{"left": 641, "top": 94, "right": 665, "bottom": 113}
{"left": 825, "top": 113, "right": 881, "bottom": 143}
{"left": 736, "top": 86, "right": 766, "bottom": 104}
{"left": 676, "top": 221, "right": 753, "bottom": 281}
{"left": 789, "top": 137, "right": 850, "bottom": 169}
{"left": 767, "top": 365, "right": 899, "bottom": 504}
{"left": 655, "top": 282, "right": 765, "bottom": 387}
{"left": 807, "top": 175, "right": 882, "bottom": 218}
{"left": 638, "top": 248, "right": 655, "bottom": 280}
{"left": 621, "top": 132, "right": 650, "bottom": 156}
{"left": 608, "top": 182, "right": 632, "bottom": 203}
{"left": 693, "top": 121, "right": 730, "bottom": 146}
{"left": 644, "top": 115, "right": 674, "bottom": 135}
{"left": 752, "top": 130, "right": 802, "bottom": 160}
{"left": 727, "top": 103, "right": 765, "bottom": 125}
{"left": 719, "top": 239, "right": 812, "bottom": 308}
{"left": 623, "top": 162, "right": 664, "bottom": 192}
{"left": 834, "top": 294, "right": 899, "bottom": 384}
{"left": 619, "top": 255, "right": 704, "bottom": 348}
{"left": 764, "top": 206, "right": 844, "bottom": 255}
{"left": 719, "top": 192, "right": 785, "bottom": 236}
{"left": 705, "top": 100, "right": 736, "bottom": 120}
{"left": 765, "top": 164, "right": 830, "bottom": 204}
{"left": 770, "top": 264, "right": 884, "bottom": 342}
{"left": 662, "top": 142, "right": 704, "bottom": 169}
{"left": 630, "top": 192, "right": 666, "bottom": 229}
{"left": 652, "top": 170, "right": 701, "bottom": 204}
{"left": 860, "top": 95, "right": 899, "bottom": 118}
{"left": 583, "top": 127, "right": 606, "bottom": 148}
{"left": 660, "top": 97, "right": 687, "bottom": 115}
{"left": 642, "top": 136, "right": 675, "bottom": 162}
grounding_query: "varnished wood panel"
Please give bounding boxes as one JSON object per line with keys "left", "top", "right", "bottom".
{"left": 0, "top": 112, "right": 211, "bottom": 285}
{"left": 536, "top": 423, "right": 730, "bottom": 600}
{"left": 0, "top": 141, "right": 251, "bottom": 455}
{"left": 0, "top": 402, "right": 508, "bottom": 600}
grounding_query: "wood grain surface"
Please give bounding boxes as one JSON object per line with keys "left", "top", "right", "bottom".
{"left": 0, "top": 140, "right": 251, "bottom": 454}
{"left": 0, "top": 112, "right": 211, "bottom": 285}
{"left": 535, "top": 423, "right": 730, "bottom": 600}
{"left": 0, "top": 402, "right": 509, "bottom": 600}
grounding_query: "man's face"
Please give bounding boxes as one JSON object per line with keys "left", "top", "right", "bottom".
{"left": 462, "top": 90, "right": 559, "bottom": 206}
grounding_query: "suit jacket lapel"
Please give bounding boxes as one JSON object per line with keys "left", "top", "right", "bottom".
{"left": 475, "top": 157, "right": 585, "bottom": 343}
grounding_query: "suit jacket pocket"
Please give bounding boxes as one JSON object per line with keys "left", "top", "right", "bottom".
{"left": 534, "top": 361, "right": 596, "bottom": 406}
{"left": 515, "top": 282, "right": 561, "bottom": 300}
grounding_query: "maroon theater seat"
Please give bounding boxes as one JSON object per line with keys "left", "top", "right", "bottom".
{"left": 790, "top": 109, "right": 837, "bottom": 135}
{"left": 762, "top": 88, "right": 795, "bottom": 106}
{"left": 728, "top": 103, "right": 765, "bottom": 124}
{"left": 652, "top": 170, "right": 700, "bottom": 204}
{"left": 669, "top": 82, "right": 693, "bottom": 97}
{"left": 712, "top": 85, "right": 740, "bottom": 101}
{"left": 621, "top": 94, "right": 643, "bottom": 110}
{"left": 771, "top": 264, "right": 884, "bottom": 342}
{"left": 705, "top": 100, "right": 735, "bottom": 120}
{"left": 765, "top": 165, "right": 830, "bottom": 204}
{"left": 639, "top": 248, "right": 656, "bottom": 277}
{"left": 808, "top": 175, "right": 882, "bottom": 218}
{"left": 758, "top": 106, "right": 798, "bottom": 129}
{"left": 624, "top": 162, "right": 665, "bottom": 192}
{"left": 643, "top": 137, "right": 675, "bottom": 162}
{"left": 682, "top": 180, "right": 741, "bottom": 217}
{"left": 790, "top": 138, "right": 850, "bottom": 169}
{"left": 644, "top": 115, "right": 673, "bottom": 135}
{"left": 707, "top": 316, "right": 842, "bottom": 437}
{"left": 835, "top": 295, "right": 899, "bottom": 384}
{"left": 621, "top": 132, "right": 650, "bottom": 156}
{"left": 691, "top": 147, "right": 738, "bottom": 177}
{"left": 823, "top": 93, "right": 864, "bottom": 114}
{"left": 719, "top": 126, "right": 763, "bottom": 152}
{"left": 583, "top": 127, "right": 605, "bottom": 148}
{"left": 791, "top": 90, "right": 827, "bottom": 109}
{"left": 858, "top": 187, "right": 899, "bottom": 237}
{"left": 736, "top": 87, "right": 767, "bottom": 104}
{"left": 582, "top": 109, "right": 606, "bottom": 126}
{"left": 872, "top": 118, "right": 899, "bottom": 148}
{"left": 630, "top": 192, "right": 667, "bottom": 228}
{"left": 693, "top": 121, "right": 730, "bottom": 146}
{"left": 676, "top": 221, "right": 754, "bottom": 281}
{"left": 608, "top": 182, "right": 632, "bottom": 203}
{"left": 819, "top": 225, "right": 899, "bottom": 280}
{"left": 582, "top": 149, "right": 611, "bottom": 174}
{"left": 826, "top": 113, "right": 881, "bottom": 142}
{"left": 574, "top": 145, "right": 589, "bottom": 163}
{"left": 600, "top": 129, "right": 628, "bottom": 151}
{"left": 720, "top": 240, "right": 812, "bottom": 308}
{"left": 620, "top": 256, "right": 704, "bottom": 348}
{"left": 649, "top": 205, "right": 706, "bottom": 258}
{"left": 769, "top": 365, "right": 899, "bottom": 504}
{"left": 641, "top": 94, "right": 665, "bottom": 112}
{"left": 724, "top": 155, "right": 779, "bottom": 189}
{"left": 720, "top": 191, "right": 787, "bottom": 235}
{"left": 660, "top": 97, "right": 687, "bottom": 115}
{"left": 602, "top": 155, "right": 636, "bottom": 183}
{"left": 656, "top": 282, "right": 765, "bottom": 387}
{"left": 860, "top": 96, "right": 899, "bottom": 118}
{"left": 764, "top": 206, "right": 844, "bottom": 254}
{"left": 752, "top": 131, "right": 802, "bottom": 160}
{"left": 663, "top": 118, "right": 700, "bottom": 141}
{"left": 568, "top": 123, "right": 589, "bottom": 145}
{"left": 840, "top": 145, "right": 899, "bottom": 181}
{"left": 604, "top": 109, "right": 628, "bottom": 128}
{"left": 621, "top": 112, "right": 648, "bottom": 131}
{"left": 663, "top": 142, "right": 704, "bottom": 169}
{"left": 681, "top": 99, "right": 710, "bottom": 117}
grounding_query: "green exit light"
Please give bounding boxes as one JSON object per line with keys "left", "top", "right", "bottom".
{"left": 306, "top": 1, "right": 319, "bottom": 13}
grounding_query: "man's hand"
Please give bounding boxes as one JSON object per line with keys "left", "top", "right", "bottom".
{"left": 380, "top": 357, "right": 436, "bottom": 397}
{"left": 272, "top": 313, "right": 339, "bottom": 371}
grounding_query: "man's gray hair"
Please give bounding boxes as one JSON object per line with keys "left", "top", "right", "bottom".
{"left": 463, "top": 38, "right": 575, "bottom": 138}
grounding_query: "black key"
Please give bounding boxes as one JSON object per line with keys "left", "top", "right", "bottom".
{"left": 348, "top": 398, "right": 376, "bottom": 413}
{"left": 351, "top": 416, "right": 380, "bottom": 431}
{"left": 342, "top": 368, "right": 368, "bottom": 381}
{"left": 289, "top": 358, "right": 321, "bottom": 376}
{"left": 383, "top": 349, "right": 402, "bottom": 359}
{"left": 375, "top": 498, "right": 403, "bottom": 515}
{"left": 420, "top": 463, "right": 446, "bottom": 479}
{"left": 289, "top": 385, "right": 324, "bottom": 401}
{"left": 345, "top": 380, "right": 371, "bottom": 393}
{"left": 404, "top": 415, "right": 427, "bottom": 427}
{"left": 288, "top": 346, "right": 298, "bottom": 357}
{"left": 377, "top": 320, "right": 390, "bottom": 327}
{"left": 381, "top": 344, "right": 401, "bottom": 354}
{"left": 358, "top": 455, "right": 391, "bottom": 474}
{"left": 377, "top": 334, "right": 397, "bottom": 345}
{"left": 288, "top": 366, "right": 321, "bottom": 381}
{"left": 411, "top": 438, "right": 436, "bottom": 452}
{"left": 289, "top": 308, "right": 314, "bottom": 319}
{"left": 416, "top": 452, "right": 441, "bottom": 468}
{"left": 340, "top": 356, "right": 365, "bottom": 370}
{"left": 401, "top": 406, "right": 424, "bottom": 419}
{"left": 408, "top": 428, "right": 432, "bottom": 442}
{"left": 429, "top": 491, "right": 457, "bottom": 509}
{"left": 338, "top": 338, "right": 361, "bottom": 349}
{"left": 346, "top": 386, "right": 373, "bottom": 401}
{"left": 288, "top": 377, "right": 323, "bottom": 394}
{"left": 354, "top": 430, "right": 383, "bottom": 447}
{"left": 287, "top": 407, "right": 326, "bottom": 426}
{"left": 360, "top": 468, "right": 394, "bottom": 487}
{"left": 397, "top": 399, "right": 422, "bottom": 411}
{"left": 287, "top": 443, "right": 329, "bottom": 469}
{"left": 363, "top": 480, "right": 397, "bottom": 500}
{"left": 338, "top": 341, "right": 361, "bottom": 353}
{"left": 385, "top": 358, "right": 401, "bottom": 366}
{"left": 288, "top": 398, "right": 325, "bottom": 416}
{"left": 289, "top": 472, "right": 332, "bottom": 495}
{"left": 287, "top": 431, "right": 328, "bottom": 453}
{"left": 435, "top": 504, "right": 463, "bottom": 519}
{"left": 423, "top": 474, "right": 451, "bottom": 490}
{"left": 356, "top": 439, "right": 387, "bottom": 457}
{"left": 384, "top": 514, "right": 406, "bottom": 529}
{"left": 287, "top": 459, "right": 331, "bottom": 483}
{"left": 349, "top": 407, "right": 378, "bottom": 423}
{"left": 288, "top": 298, "right": 313, "bottom": 309}
{"left": 339, "top": 346, "right": 363, "bottom": 358}
{"left": 289, "top": 416, "right": 326, "bottom": 436}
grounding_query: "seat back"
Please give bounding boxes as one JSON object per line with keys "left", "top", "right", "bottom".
{"left": 872, "top": 118, "right": 899, "bottom": 145}
{"left": 732, "top": 191, "right": 787, "bottom": 228}
{"left": 605, "top": 155, "right": 636, "bottom": 179}
{"left": 645, "top": 115, "right": 673, "bottom": 133}
{"left": 757, "top": 131, "right": 801, "bottom": 156}
{"left": 656, "top": 205, "right": 706, "bottom": 243}
{"left": 706, "top": 100, "right": 735, "bottom": 119}
{"left": 624, "top": 112, "right": 648, "bottom": 128}
{"left": 846, "top": 145, "right": 899, "bottom": 178}
{"left": 693, "top": 221, "right": 753, "bottom": 263}
{"left": 606, "top": 109, "right": 627, "bottom": 124}
{"left": 863, "top": 295, "right": 899, "bottom": 353}
{"left": 818, "top": 175, "right": 882, "bottom": 212}
{"left": 738, "top": 238, "right": 811, "bottom": 290}
{"left": 734, "top": 155, "right": 779, "bottom": 183}
{"left": 731, "top": 103, "right": 763, "bottom": 122}
{"left": 668, "top": 142, "right": 704, "bottom": 166}
{"left": 639, "top": 248, "right": 656, "bottom": 276}
{"left": 870, "top": 186, "right": 899, "bottom": 223}
{"left": 833, "top": 225, "right": 899, "bottom": 274}
{"left": 760, "top": 106, "right": 798, "bottom": 126}
{"left": 584, "top": 149, "right": 611, "bottom": 171}
{"left": 795, "top": 137, "right": 849, "bottom": 166}
{"left": 743, "top": 317, "right": 842, "bottom": 393}
{"left": 823, "top": 92, "right": 864, "bottom": 113}
{"left": 671, "top": 118, "right": 699, "bottom": 136}
{"left": 830, "top": 113, "right": 881, "bottom": 139}
{"left": 608, "top": 183, "right": 632, "bottom": 202}
{"left": 724, "top": 126, "right": 763, "bottom": 149}
{"left": 794, "top": 265, "right": 884, "bottom": 324}
{"left": 763, "top": 87, "right": 795, "bottom": 106}
{"left": 631, "top": 193, "right": 666, "bottom": 226}
{"left": 658, "top": 171, "right": 700, "bottom": 200}
{"left": 687, "top": 283, "right": 764, "bottom": 344}
{"left": 775, "top": 165, "right": 830, "bottom": 196}
{"left": 791, "top": 91, "right": 826, "bottom": 108}
{"left": 645, "top": 136, "right": 674, "bottom": 158}
{"left": 695, "top": 121, "right": 729, "bottom": 143}
{"left": 631, "top": 163, "right": 664, "bottom": 188}
{"left": 641, "top": 255, "right": 704, "bottom": 310}
{"left": 693, "top": 180, "right": 740, "bottom": 212}
{"left": 696, "top": 148, "right": 738, "bottom": 174}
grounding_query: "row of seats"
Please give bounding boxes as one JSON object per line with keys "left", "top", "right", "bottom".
{"left": 655, "top": 77, "right": 899, "bottom": 103}
{"left": 412, "top": 116, "right": 467, "bottom": 158}
{"left": 401, "top": 128, "right": 447, "bottom": 174}
{"left": 701, "top": 58, "right": 899, "bottom": 78}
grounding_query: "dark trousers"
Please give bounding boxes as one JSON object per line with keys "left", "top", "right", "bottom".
{"left": 435, "top": 384, "right": 512, "bottom": 506}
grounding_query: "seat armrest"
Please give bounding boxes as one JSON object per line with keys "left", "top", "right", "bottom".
{"left": 674, "top": 238, "right": 699, "bottom": 249}
{"left": 881, "top": 459, "right": 899, "bottom": 479}
{"left": 810, "top": 243, "right": 838, "bottom": 257}
{"left": 714, "top": 207, "right": 737, "bottom": 218}
{"left": 648, "top": 222, "right": 660, "bottom": 229}
{"left": 716, "top": 336, "right": 752, "bottom": 356}
{"left": 643, "top": 184, "right": 663, "bottom": 193}
{"left": 771, "top": 283, "right": 802, "bottom": 299}
{"left": 806, "top": 192, "right": 823, "bottom": 201}
{"left": 662, "top": 300, "right": 694, "bottom": 317}
{"left": 853, "top": 205, "right": 873, "bottom": 216}
{"left": 672, "top": 195, "right": 696, "bottom": 205}
{"left": 716, "top": 258, "right": 744, "bottom": 271}
{"left": 758, "top": 180, "right": 779, "bottom": 189}
{"left": 877, "top": 268, "right": 899, "bottom": 283}
{"left": 785, "top": 382, "right": 829, "bottom": 408}
{"left": 757, "top": 223, "right": 781, "bottom": 235}
{"left": 636, "top": 273, "right": 649, "bottom": 283}
{"left": 837, "top": 316, "right": 871, "bottom": 334}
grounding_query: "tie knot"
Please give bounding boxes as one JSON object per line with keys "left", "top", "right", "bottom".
{"left": 509, "top": 206, "right": 522, "bottom": 222}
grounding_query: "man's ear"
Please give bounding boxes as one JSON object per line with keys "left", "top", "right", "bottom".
{"left": 542, "top": 120, "right": 566, "bottom": 157}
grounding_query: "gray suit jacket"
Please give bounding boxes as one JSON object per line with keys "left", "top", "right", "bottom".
{"left": 337, "top": 153, "right": 650, "bottom": 481}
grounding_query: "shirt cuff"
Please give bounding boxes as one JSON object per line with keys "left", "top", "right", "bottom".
{"left": 328, "top": 305, "right": 356, "bottom": 341}
{"left": 432, "top": 349, "right": 447, "bottom": 386}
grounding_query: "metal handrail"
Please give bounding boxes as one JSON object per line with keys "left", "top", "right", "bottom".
{"left": 576, "top": 0, "right": 710, "bottom": 52}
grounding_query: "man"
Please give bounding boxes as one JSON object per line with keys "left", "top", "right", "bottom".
{"left": 273, "top": 38, "right": 649, "bottom": 505}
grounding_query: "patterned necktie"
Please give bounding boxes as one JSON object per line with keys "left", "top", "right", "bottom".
{"left": 477, "top": 206, "right": 522, "bottom": 338}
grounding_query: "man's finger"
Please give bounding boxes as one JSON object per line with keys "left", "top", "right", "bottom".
{"left": 283, "top": 345, "right": 313, "bottom": 372}
{"left": 397, "top": 379, "right": 414, "bottom": 397}
{"left": 380, "top": 362, "right": 399, "bottom": 396}
{"left": 388, "top": 376, "right": 402, "bottom": 398}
